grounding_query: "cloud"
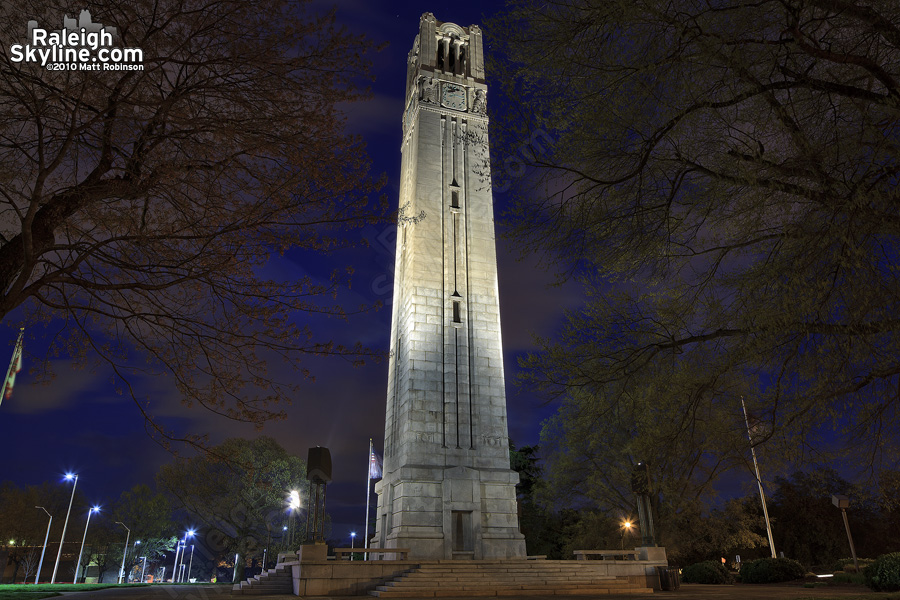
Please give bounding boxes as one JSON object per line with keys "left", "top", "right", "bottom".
{"left": 6, "top": 360, "right": 116, "bottom": 415}
{"left": 496, "top": 240, "right": 584, "bottom": 352}
{"left": 340, "top": 94, "right": 403, "bottom": 137}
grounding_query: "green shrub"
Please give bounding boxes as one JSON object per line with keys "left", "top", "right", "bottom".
{"left": 831, "top": 557, "right": 875, "bottom": 572}
{"left": 831, "top": 571, "right": 865, "bottom": 584}
{"left": 865, "top": 552, "right": 900, "bottom": 592}
{"left": 740, "top": 557, "right": 806, "bottom": 583}
{"left": 681, "top": 560, "right": 733, "bottom": 584}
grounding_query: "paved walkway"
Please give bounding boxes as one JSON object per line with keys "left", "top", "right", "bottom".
{"left": 57, "top": 585, "right": 238, "bottom": 600}
{"left": 57, "top": 583, "right": 886, "bottom": 600}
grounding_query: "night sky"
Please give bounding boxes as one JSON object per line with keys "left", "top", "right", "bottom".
{"left": 0, "top": 0, "right": 585, "bottom": 543}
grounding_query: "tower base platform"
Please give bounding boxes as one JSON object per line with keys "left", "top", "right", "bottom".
{"left": 248, "top": 548, "right": 667, "bottom": 597}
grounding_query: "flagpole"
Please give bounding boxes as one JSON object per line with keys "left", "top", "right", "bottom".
{"left": 1, "top": 327, "right": 24, "bottom": 409}
{"left": 741, "top": 396, "right": 776, "bottom": 558}
{"left": 364, "top": 438, "right": 372, "bottom": 561}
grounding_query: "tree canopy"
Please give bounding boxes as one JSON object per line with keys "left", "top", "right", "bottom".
{"left": 0, "top": 0, "right": 384, "bottom": 446}
{"left": 488, "top": 0, "right": 900, "bottom": 503}
{"left": 155, "top": 436, "right": 308, "bottom": 582}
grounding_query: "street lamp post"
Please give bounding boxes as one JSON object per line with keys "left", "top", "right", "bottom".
{"left": 128, "top": 541, "right": 141, "bottom": 582}
{"left": 187, "top": 545, "right": 195, "bottom": 583}
{"left": 139, "top": 556, "right": 147, "bottom": 583}
{"left": 832, "top": 495, "right": 859, "bottom": 573}
{"left": 74, "top": 507, "right": 100, "bottom": 584}
{"left": 171, "top": 541, "right": 182, "bottom": 583}
{"left": 262, "top": 523, "right": 271, "bottom": 571}
{"left": 288, "top": 490, "right": 300, "bottom": 549}
{"left": 116, "top": 522, "right": 131, "bottom": 584}
{"left": 34, "top": 506, "right": 52, "bottom": 584}
{"left": 51, "top": 473, "right": 78, "bottom": 584}
{"left": 620, "top": 520, "right": 633, "bottom": 551}
{"left": 350, "top": 532, "right": 356, "bottom": 561}
{"left": 175, "top": 530, "right": 194, "bottom": 582}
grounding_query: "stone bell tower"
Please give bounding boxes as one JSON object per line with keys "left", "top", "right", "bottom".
{"left": 371, "top": 13, "right": 526, "bottom": 560}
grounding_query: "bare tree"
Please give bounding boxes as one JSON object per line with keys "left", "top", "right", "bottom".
{"left": 0, "top": 0, "right": 384, "bottom": 446}
{"left": 20, "top": 546, "right": 40, "bottom": 583}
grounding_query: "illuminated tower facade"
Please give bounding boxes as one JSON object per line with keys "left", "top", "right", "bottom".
{"left": 371, "top": 13, "right": 526, "bottom": 560}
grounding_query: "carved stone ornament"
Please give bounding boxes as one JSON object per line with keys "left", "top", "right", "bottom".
{"left": 441, "top": 83, "right": 467, "bottom": 111}
{"left": 403, "top": 99, "right": 414, "bottom": 134}
{"left": 472, "top": 89, "right": 486, "bottom": 114}
{"left": 420, "top": 76, "right": 437, "bottom": 104}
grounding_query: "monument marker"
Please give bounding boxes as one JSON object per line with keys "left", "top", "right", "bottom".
{"left": 371, "top": 13, "right": 526, "bottom": 560}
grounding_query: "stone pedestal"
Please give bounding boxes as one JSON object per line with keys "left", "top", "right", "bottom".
{"left": 638, "top": 546, "right": 667, "bottom": 562}
{"left": 297, "top": 543, "right": 328, "bottom": 563}
{"left": 375, "top": 465, "right": 524, "bottom": 560}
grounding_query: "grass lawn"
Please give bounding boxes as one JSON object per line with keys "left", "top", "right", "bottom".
{"left": 0, "top": 583, "right": 151, "bottom": 600}
{"left": 0, "top": 585, "right": 150, "bottom": 592}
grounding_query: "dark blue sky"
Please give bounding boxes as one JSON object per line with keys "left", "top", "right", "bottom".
{"left": 0, "top": 0, "right": 584, "bottom": 543}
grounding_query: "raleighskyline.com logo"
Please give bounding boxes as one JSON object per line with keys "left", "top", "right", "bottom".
{"left": 9, "top": 10, "right": 143, "bottom": 71}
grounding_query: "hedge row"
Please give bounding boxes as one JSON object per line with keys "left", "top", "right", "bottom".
{"left": 681, "top": 561, "right": 733, "bottom": 584}
{"left": 865, "top": 552, "right": 900, "bottom": 592}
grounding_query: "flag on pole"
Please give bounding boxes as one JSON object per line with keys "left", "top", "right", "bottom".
{"left": 368, "top": 445, "right": 383, "bottom": 480}
{"left": 2, "top": 328, "right": 24, "bottom": 404}
{"left": 364, "top": 438, "right": 381, "bottom": 559}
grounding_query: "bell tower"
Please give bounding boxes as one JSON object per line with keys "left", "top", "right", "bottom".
{"left": 372, "top": 14, "right": 526, "bottom": 560}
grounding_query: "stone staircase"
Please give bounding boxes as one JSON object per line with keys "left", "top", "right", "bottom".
{"left": 232, "top": 561, "right": 294, "bottom": 595}
{"left": 369, "top": 561, "right": 654, "bottom": 597}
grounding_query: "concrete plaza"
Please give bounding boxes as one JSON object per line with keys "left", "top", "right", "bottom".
{"left": 57, "top": 582, "right": 884, "bottom": 600}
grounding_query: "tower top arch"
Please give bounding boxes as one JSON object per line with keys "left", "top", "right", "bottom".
{"left": 405, "top": 13, "right": 486, "bottom": 99}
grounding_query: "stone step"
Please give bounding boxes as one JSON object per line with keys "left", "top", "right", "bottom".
{"left": 408, "top": 568, "right": 627, "bottom": 575}
{"left": 385, "top": 577, "right": 630, "bottom": 587}
{"left": 419, "top": 560, "right": 630, "bottom": 571}
{"left": 399, "top": 575, "right": 628, "bottom": 581}
{"left": 381, "top": 585, "right": 645, "bottom": 593}
{"left": 232, "top": 565, "right": 294, "bottom": 595}
{"left": 383, "top": 581, "right": 644, "bottom": 589}
{"left": 402, "top": 574, "right": 622, "bottom": 581}
{"left": 370, "top": 588, "right": 654, "bottom": 598}
{"left": 367, "top": 561, "right": 653, "bottom": 598}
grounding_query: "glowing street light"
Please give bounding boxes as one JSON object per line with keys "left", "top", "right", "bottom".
{"left": 116, "top": 522, "right": 130, "bottom": 584}
{"left": 287, "top": 490, "right": 301, "bottom": 548}
{"left": 350, "top": 532, "right": 356, "bottom": 561}
{"left": 34, "top": 506, "right": 52, "bottom": 584}
{"left": 51, "top": 473, "right": 78, "bottom": 584}
{"left": 620, "top": 520, "right": 633, "bottom": 550}
{"left": 74, "top": 506, "right": 100, "bottom": 584}
{"left": 173, "top": 530, "right": 194, "bottom": 583}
